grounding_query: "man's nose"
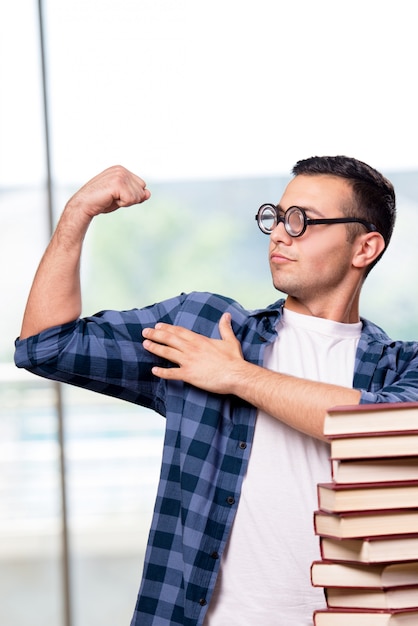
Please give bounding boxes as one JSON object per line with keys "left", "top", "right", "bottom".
{"left": 270, "top": 219, "right": 292, "bottom": 244}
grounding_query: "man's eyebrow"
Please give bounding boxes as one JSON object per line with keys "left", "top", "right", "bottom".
{"left": 276, "top": 203, "right": 325, "bottom": 217}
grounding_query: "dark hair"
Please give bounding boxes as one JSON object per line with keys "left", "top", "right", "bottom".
{"left": 292, "top": 155, "right": 396, "bottom": 275}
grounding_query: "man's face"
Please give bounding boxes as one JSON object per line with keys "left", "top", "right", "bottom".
{"left": 269, "top": 174, "right": 359, "bottom": 316}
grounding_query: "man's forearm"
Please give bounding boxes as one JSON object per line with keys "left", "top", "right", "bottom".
{"left": 228, "top": 361, "right": 361, "bottom": 440}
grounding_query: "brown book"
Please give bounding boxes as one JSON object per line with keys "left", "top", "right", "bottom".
{"left": 325, "top": 585, "right": 418, "bottom": 609}
{"left": 330, "top": 433, "right": 418, "bottom": 460}
{"left": 317, "top": 481, "right": 418, "bottom": 513}
{"left": 319, "top": 535, "right": 418, "bottom": 564}
{"left": 323, "top": 402, "right": 418, "bottom": 437}
{"left": 314, "top": 509, "right": 418, "bottom": 539}
{"left": 331, "top": 458, "right": 418, "bottom": 485}
{"left": 313, "top": 607, "right": 418, "bottom": 625}
{"left": 311, "top": 560, "right": 418, "bottom": 588}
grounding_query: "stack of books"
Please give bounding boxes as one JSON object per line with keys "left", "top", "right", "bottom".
{"left": 311, "top": 401, "right": 418, "bottom": 625}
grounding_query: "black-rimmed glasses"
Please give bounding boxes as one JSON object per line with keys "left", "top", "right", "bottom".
{"left": 255, "top": 204, "right": 378, "bottom": 237}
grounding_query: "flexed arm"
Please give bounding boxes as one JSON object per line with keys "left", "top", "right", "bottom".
{"left": 19, "top": 166, "right": 151, "bottom": 339}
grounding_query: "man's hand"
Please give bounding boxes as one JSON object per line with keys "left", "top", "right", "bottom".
{"left": 66, "top": 165, "right": 151, "bottom": 222}
{"left": 143, "top": 311, "right": 362, "bottom": 440}
{"left": 142, "top": 313, "right": 246, "bottom": 394}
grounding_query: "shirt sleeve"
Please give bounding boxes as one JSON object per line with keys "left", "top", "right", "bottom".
{"left": 358, "top": 339, "right": 418, "bottom": 405}
{"left": 14, "top": 294, "right": 188, "bottom": 411}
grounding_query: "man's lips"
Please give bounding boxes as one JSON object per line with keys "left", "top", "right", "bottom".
{"left": 270, "top": 250, "right": 295, "bottom": 263}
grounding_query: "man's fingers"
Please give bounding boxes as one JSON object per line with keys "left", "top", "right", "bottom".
{"left": 151, "top": 365, "right": 182, "bottom": 380}
{"left": 142, "top": 317, "right": 244, "bottom": 392}
{"left": 218, "top": 312, "right": 234, "bottom": 340}
{"left": 142, "top": 323, "right": 200, "bottom": 349}
{"left": 142, "top": 337, "right": 179, "bottom": 363}
{"left": 142, "top": 324, "right": 197, "bottom": 365}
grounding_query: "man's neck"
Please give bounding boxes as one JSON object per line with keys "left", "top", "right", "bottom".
{"left": 284, "top": 295, "right": 361, "bottom": 324}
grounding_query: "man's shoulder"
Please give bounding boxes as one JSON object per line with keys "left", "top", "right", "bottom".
{"left": 360, "top": 316, "right": 418, "bottom": 357}
{"left": 360, "top": 317, "right": 393, "bottom": 343}
{"left": 174, "top": 292, "right": 284, "bottom": 336}
{"left": 177, "top": 291, "right": 284, "bottom": 319}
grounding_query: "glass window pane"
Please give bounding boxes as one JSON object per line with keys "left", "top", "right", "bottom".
{"left": 63, "top": 388, "right": 163, "bottom": 625}
{"left": 0, "top": 0, "right": 64, "bottom": 623}
{"left": 0, "top": 378, "right": 63, "bottom": 625}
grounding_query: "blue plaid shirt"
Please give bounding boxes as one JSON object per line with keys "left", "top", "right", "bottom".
{"left": 14, "top": 292, "right": 418, "bottom": 626}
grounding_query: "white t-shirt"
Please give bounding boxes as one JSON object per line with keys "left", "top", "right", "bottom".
{"left": 204, "top": 308, "right": 362, "bottom": 626}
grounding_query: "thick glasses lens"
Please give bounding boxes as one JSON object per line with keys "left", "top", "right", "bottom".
{"left": 258, "top": 204, "right": 277, "bottom": 233}
{"left": 285, "top": 206, "right": 306, "bottom": 237}
{"left": 256, "top": 204, "right": 309, "bottom": 236}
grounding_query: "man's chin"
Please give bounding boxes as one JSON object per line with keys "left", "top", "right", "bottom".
{"left": 272, "top": 281, "right": 290, "bottom": 296}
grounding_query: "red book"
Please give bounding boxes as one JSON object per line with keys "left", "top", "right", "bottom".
{"left": 325, "top": 585, "right": 418, "bottom": 610}
{"left": 317, "top": 481, "right": 418, "bottom": 513}
{"left": 311, "top": 560, "right": 418, "bottom": 589}
{"left": 319, "top": 535, "right": 418, "bottom": 564}
{"left": 314, "top": 509, "right": 418, "bottom": 539}
{"left": 313, "top": 607, "right": 418, "bottom": 625}
{"left": 329, "top": 432, "right": 418, "bottom": 460}
{"left": 323, "top": 402, "right": 418, "bottom": 437}
{"left": 331, "top": 457, "right": 418, "bottom": 485}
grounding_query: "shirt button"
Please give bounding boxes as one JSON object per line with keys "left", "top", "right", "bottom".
{"left": 211, "top": 551, "right": 219, "bottom": 559}
{"left": 199, "top": 598, "right": 207, "bottom": 606}
{"left": 239, "top": 441, "right": 247, "bottom": 450}
{"left": 227, "top": 496, "right": 235, "bottom": 505}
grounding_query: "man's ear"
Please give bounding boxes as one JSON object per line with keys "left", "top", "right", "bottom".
{"left": 352, "top": 232, "right": 386, "bottom": 270}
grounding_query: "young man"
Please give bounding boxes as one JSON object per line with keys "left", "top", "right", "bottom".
{"left": 15, "top": 156, "right": 418, "bottom": 625}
